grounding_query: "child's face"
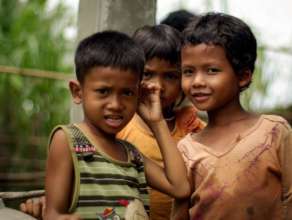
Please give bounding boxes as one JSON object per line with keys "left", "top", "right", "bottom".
{"left": 73, "top": 67, "right": 140, "bottom": 135}
{"left": 143, "top": 57, "right": 181, "bottom": 109}
{"left": 181, "top": 43, "right": 242, "bottom": 112}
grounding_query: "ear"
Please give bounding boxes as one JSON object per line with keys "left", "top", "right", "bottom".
{"left": 238, "top": 69, "right": 252, "bottom": 89}
{"left": 69, "top": 80, "right": 82, "bottom": 104}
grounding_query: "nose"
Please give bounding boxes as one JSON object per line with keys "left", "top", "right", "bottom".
{"left": 150, "top": 76, "right": 165, "bottom": 93}
{"left": 191, "top": 72, "right": 206, "bottom": 88}
{"left": 108, "top": 95, "right": 124, "bottom": 111}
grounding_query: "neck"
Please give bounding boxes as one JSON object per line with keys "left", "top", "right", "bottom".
{"left": 206, "top": 99, "right": 250, "bottom": 127}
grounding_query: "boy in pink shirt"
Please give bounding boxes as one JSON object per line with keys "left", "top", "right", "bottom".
{"left": 172, "top": 12, "right": 292, "bottom": 220}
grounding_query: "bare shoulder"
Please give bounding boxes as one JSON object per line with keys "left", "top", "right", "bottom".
{"left": 48, "top": 128, "right": 71, "bottom": 159}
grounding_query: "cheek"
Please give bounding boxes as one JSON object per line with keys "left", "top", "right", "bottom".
{"left": 126, "top": 98, "right": 138, "bottom": 112}
{"left": 169, "top": 82, "right": 181, "bottom": 96}
{"left": 162, "top": 83, "right": 181, "bottom": 105}
{"left": 163, "top": 77, "right": 180, "bottom": 92}
{"left": 181, "top": 78, "right": 191, "bottom": 95}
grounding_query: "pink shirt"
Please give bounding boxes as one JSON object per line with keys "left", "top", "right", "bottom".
{"left": 178, "top": 115, "right": 292, "bottom": 220}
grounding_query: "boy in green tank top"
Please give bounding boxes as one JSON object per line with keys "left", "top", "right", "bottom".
{"left": 42, "top": 31, "right": 190, "bottom": 220}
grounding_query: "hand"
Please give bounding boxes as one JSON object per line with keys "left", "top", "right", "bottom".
{"left": 138, "top": 81, "right": 163, "bottom": 123}
{"left": 20, "top": 196, "right": 46, "bottom": 219}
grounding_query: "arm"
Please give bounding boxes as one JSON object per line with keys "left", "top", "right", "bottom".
{"left": 138, "top": 82, "right": 191, "bottom": 199}
{"left": 280, "top": 129, "right": 292, "bottom": 219}
{"left": 171, "top": 198, "right": 190, "bottom": 220}
{"left": 143, "top": 121, "right": 190, "bottom": 199}
{"left": 44, "top": 129, "right": 81, "bottom": 220}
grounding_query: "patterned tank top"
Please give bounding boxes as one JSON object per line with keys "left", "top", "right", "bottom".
{"left": 50, "top": 124, "right": 149, "bottom": 220}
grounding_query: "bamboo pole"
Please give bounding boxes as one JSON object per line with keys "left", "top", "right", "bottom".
{"left": 0, "top": 65, "right": 72, "bottom": 81}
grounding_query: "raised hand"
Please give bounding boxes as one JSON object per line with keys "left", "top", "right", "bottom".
{"left": 138, "top": 81, "right": 163, "bottom": 124}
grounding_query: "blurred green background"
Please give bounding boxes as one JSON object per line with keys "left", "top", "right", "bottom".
{"left": 0, "top": 0, "right": 74, "bottom": 192}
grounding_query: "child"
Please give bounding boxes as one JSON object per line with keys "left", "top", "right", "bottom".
{"left": 43, "top": 30, "right": 190, "bottom": 220}
{"left": 118, "top": 24, "right": 205, "bottom": 220}
{"left": 160, "top": 9, "right": 198, "bottom": 32}
{"left": 20, "top": 25, "right": 205, "bottom": 220}
{"left": 172, "top": 12, "right": 292, "bottom": 220}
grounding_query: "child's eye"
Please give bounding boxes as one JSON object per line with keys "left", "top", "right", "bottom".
{"left": 143, "top": 71, "right": 153, "bottom": 80}
{"left": 207, "top": 67, "right": 220, "bottom": 74}
{"left": 123, "top": 90, "right": 135, "bottom": 97}
{"left": 165, "top": 72, "right": 180, "bottom": 80}
{"left": 182, "top": 68, "right": 193, "bottom": 76}
{"left": 96, "top": 88, "right": 109, "bottom": 95}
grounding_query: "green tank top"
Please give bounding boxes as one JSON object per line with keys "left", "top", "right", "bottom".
{"left": 51, "top": 124, "right": 149, "bottom": 220}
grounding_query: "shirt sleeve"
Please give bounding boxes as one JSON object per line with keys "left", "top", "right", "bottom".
{"left": 280, "top": 128, "right": 292, "bottom": 219}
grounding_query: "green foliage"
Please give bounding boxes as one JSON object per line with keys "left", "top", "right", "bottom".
{"left": 0, "top": 0, "right": 74, "bottom": 190}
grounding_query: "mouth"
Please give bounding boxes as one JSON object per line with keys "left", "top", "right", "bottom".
{"left": 104, "top": 115, "right": 124, "bottom": 128}
{"left": 191, "top": 92, "right": 211, "bottom": 102}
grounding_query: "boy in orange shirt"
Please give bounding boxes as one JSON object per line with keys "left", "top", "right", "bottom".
{"left": 119, "top": 24, "right": 205, "bottom": 220}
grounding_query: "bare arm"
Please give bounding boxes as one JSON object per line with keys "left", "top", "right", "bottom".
{"left": 139, "top": 82, "right": 191, "bottom": 199}
{"left": 143, "top": 120, "right": 190, "bottom": 199}
{"left": 281, "top": 130, "right": 292, "bottom": 220}
{"left": 44, "top": 129, "right": 81, "bottom": 220}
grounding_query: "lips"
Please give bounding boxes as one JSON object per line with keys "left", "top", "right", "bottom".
{"left": 191, "top": 92, "right": 211, "bottom": 103}
{"left": 104, "top": 115, "right": 123, "bottom": 128}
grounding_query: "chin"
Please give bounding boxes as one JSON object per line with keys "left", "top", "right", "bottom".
{"left": 109, "top": 127, "right": 124, "bottom": 134}
{"left": 192, "top": 104, "right": 211, "bottom": 112}
{"left": 100, "top": 125, "right": 123, "bottom": 136}
{"left": 103, "top": 130, "right": 120, "bottom": 137}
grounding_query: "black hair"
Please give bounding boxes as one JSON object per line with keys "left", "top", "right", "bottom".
{"left": 132, "top": 24, "right": 182, "bottom": 65}
{"left": 75, "top": 30, "right": 145, "bottom": 83}
{"left": 160, "top": 9, "right": 199, "bottom": 32}
{"left": 183, "top": 12, "right": 257, "bottom": 89}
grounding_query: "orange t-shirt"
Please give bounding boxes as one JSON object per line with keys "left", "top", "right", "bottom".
{"left": 178, "top": 114, "right": 292, "bottom": 220}
{"left": 117, "top": 106, "right": 205, "bottom": 220}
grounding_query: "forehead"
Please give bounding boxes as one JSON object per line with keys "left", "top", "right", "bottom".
{"left": 181, "top": 43, "right": 229, "bottom": 65}
{"left": 145, "top": 57, "right": 178, "bottom": 70}
{"left": 84, "top": 66, "right": 140, "bottom": 86}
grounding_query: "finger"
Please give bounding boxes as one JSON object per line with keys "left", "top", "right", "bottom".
{"left": 19, "top": 202, "right": 27, "bottom": 213}
{"left": 25, "top": 199, "right": 34, "bottom": 215}
{"left": 40, "top": 196, "right": 46, "bottom": 219}
{"left": 32, "top": 198, "right": 41, "bottom": 218}
{"left": 141, "top": 81, "right": 160, "bottom": 90}
{"left": 140, "top": 83, "right": 161, "bottom": 98}
{"left": 40, "top": 195, "right": 46, "bottom": 205}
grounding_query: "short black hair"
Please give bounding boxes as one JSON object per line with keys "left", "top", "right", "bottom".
{"left": 183, "top": 12, "right": 257, "bottom": 82}
{"left": 132, "top": 24, "right": 182, "bottom": 65}
{"left": 75, "top": 30, "right": 145, "bottom": 83}
{"left": 160, "top": 9, "right": 199, "bottom": 32}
